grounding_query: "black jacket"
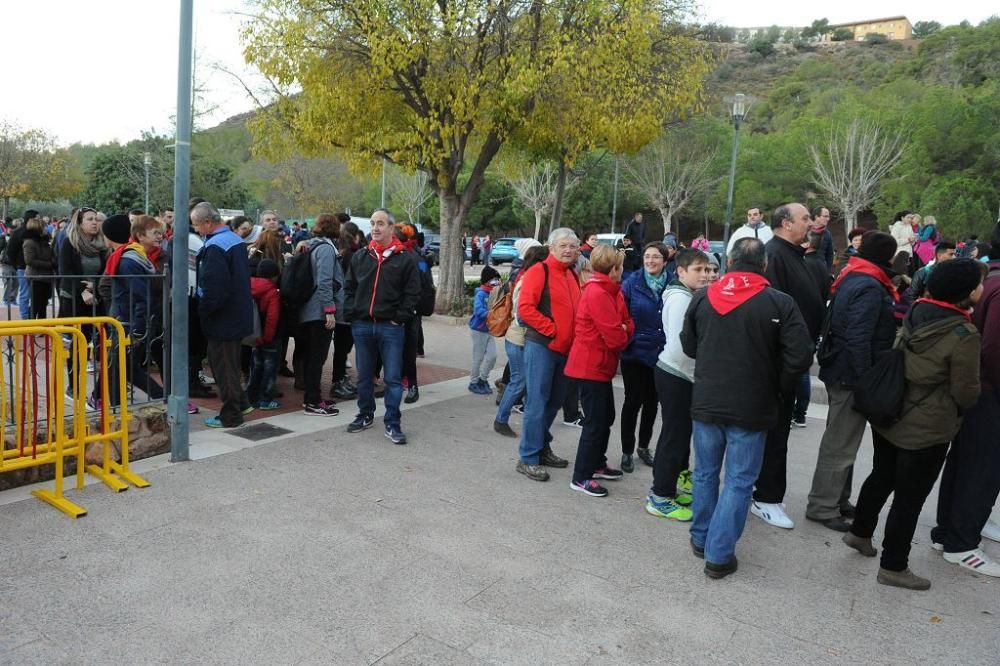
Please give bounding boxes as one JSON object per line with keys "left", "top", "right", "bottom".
{"left": 681, "top": 276, "right": 814, "bottom": 432}
{"left": 345, "top": 243, "right": 421, "bottom": 324}
{"left": 765, "top": 235, "right": 827, "bottom": 341}
{"left": 804, "top": 252, "right": 832, "bottom": 297}
{"left": 7, "top": 226, "right": 26, "bottom": 269}
{"left": 818, "top": 270, "right": 897, "bottom": 388}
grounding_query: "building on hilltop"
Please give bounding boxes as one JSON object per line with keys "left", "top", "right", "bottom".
{"left": 822, "top": 16, "right": 913, "bottom": 42}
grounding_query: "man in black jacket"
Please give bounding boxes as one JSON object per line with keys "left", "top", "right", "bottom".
{"left": 682, "top": 238, "right": 813, "bottom": 578}
{"left": 8, "top": 210, "right": 36, "bottom": 319}
{"left": 344, "top": 208, "right": 421, "bottom": 445}
{"left": 806, "top": 232, "right": 898, "bottom": 532}
{"left": 750, "top": 203, "right": 827, "bottom": 531}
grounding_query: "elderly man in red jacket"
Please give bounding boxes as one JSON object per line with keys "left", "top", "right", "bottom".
{"left": 515, "top": 227, "right": 583, "bottom": 481}
{"left": 565, "top": 245, "right": 634, "bottom": 497}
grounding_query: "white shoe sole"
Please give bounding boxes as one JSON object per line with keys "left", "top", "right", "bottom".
{"left": 750, "top": 504, "right": 795, "bottom": 530}
{"left": 943, "top": 550, "right": 1000, "bottom": 577}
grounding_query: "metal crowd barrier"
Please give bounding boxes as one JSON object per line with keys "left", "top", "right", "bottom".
{"left": 0, "top": 316, "right": 150, "bottom": 518}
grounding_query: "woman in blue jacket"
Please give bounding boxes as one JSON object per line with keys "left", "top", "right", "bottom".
{"left": 619, "top": 242, "right": 670, "bottom": 472}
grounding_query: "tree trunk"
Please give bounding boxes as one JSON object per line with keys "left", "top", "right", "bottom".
{"left": 844, "top": 210, "right": 857, "bottom": 245}
{"left": 1, "top": 197, "right": 8, "bottom": 221}
{"left": 660, "top": 208, "right": 673, "bottom": 235}
{"left": 549, "top": 159, "right": 567, "bottom": 234}
{"left": 533, "top": 209, "right": 543, "bottom": 241}
{"left": 435, "top": 193, "right": 468, "bottom": 313}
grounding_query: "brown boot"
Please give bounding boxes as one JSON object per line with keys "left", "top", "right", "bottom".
{"left": 877, "top": 567, "right": 931, "bottom": 591}
{"left": 842, "top": 532, "right": 877, "bottom": 557}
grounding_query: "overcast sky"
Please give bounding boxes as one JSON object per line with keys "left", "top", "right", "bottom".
{"left": 2, "top": 0, "right": 994, "bottom": 146}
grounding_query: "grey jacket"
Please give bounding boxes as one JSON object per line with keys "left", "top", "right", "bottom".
{"left": 299, "top": 237, "right": 344, "bottom": 324}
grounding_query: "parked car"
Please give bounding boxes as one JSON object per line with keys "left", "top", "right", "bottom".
{"left": 595, "top": 233, "right": 625, "bottom": 247}
{"left": 489, "top": 237, "right": 521, "bottom": 265}
{"left": 424, "top": 234, "right": 472, "bottom": 265}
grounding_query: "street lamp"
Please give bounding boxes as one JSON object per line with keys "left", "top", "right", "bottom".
{"left": 143, "top": 151, "right": 152, "bottom": 213}
{"left": 721, "top": 93, "right": 755, "bottom": 269}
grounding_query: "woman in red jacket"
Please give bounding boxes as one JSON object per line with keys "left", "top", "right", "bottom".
{"left": 566, "top": 245, "right": 635, "bottom": 497}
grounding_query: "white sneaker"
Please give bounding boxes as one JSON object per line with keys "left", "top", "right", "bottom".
{"left": 982, "top": 519, "right": 1000, "bottom": 544}
{"left": 943, "top": 548, "right": 1000, "bottom": 577}
{"left": 198, "top": 371, "right": 216, "bottom": 385}
{"left": 750, "top": 501, "right": 795, "bottom": 529}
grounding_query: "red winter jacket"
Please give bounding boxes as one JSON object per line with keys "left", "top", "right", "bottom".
{"left": 517, "top": 254, "right": 582, "bottom": 355}
{"left": 565, "top": 273, "right": 634, "bottom": 381}
{"left": 250, "top": 276, "right": 280, "bottom": 345}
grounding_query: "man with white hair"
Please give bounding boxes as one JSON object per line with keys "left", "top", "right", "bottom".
{"left": 514, "top": 227, "right": 582, "bottom": 481}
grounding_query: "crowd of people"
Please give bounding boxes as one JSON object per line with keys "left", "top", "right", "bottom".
{"left": 3, "top": 200, "right": 998, "bottom": 590}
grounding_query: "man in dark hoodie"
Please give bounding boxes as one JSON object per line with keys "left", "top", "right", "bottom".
{"left": 931, "top": 224, "right": 1000, "bottom": 578}
{"left": 681, "top": 238, "right": 813, "bottom": 579}
{"left": 806, "top": 232, "right": 899, "bottom": 531}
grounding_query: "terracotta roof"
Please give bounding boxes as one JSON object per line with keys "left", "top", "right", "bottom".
{"left": 830, "top": 16, "right": 910, "bottom": 28}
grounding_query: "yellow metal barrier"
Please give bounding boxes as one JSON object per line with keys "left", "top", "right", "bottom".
{"left": 0, "top": 317, "right": 150, "bottom": 517}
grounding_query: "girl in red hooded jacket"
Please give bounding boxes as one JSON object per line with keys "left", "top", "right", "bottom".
{"left": 565, "top": 245, "right": 635, "bottom": 497}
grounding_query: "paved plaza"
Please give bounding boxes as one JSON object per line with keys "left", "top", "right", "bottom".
{"left": 1, "top": 319, "right": 998, "bottom": 665}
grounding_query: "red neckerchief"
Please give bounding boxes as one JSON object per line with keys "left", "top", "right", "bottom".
{"left": 913, "top": 297, "right": 972, "bottom": 321}
{"left": 706, "top": 271, "right": 770, "bottom": 315}
{"left": 146, "top": 243, "right": 162, "bottom": 269}
{"left": 368, "top": 237, "right": 404, "bottom": 263}
{"left": 480, "top": 283, "right": 495, "bottom": 294}
{"left": 831, "top": 256, "right": 899, "bottom": 302}
{"left": 104, "top": 244, "right": 131, "bottom": 277}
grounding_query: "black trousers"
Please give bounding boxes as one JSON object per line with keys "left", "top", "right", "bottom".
{"left": 299, "top": 321, "right": 333, "bottom": 405}
{"left": 620, "top": 361, "right": 658, "bottom": 454}
{"left": 754, "top": 394, "right": 794, "bottom": 503}
{"left": 403, "top": 316, "right": 419, "bottom": 386}
{"left": 188, "top": 296, "right": 208, "bottom": 385}
{"left": 851, "top": 431, "right": 949, "bottom": 572}
{"left": 932, "top": 388, "right": 1000, "bottom": 553}
{"left": 29, "top": 279, "right": 52, "bottom": 319}
{"left": 562, "top": 378, "right": 582, "bottom": 421}
{"left": 572, "top": 379, "right": 615, "bottom": 484}
{"left": 206, "top": 338, "right": 249, "bottom": 427}
{"left": 651, "top": 367, "right": 693, "bottom": 498}
{"left": 332, "top": 322, "right": 354, "bottom": 383}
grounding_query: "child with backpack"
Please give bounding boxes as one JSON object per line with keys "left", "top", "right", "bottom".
{"left": 469, "top": 266, "right": 501, "bottom": 394}
{"left": 246, "top": 259, "right": 282, "bottom": 409}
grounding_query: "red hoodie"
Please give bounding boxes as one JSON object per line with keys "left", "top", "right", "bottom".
{"left": 565, "top": 273, "right": 634, "bottom": 381}
{"left": 250, "top": 276, "right": 280, "bottom": 345}
{"left": 517, "top": 254, "right": 582, "bottom": 355}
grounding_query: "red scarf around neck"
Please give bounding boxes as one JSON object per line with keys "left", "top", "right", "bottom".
{"left": 368, "top": 237, "right": 404, "bottom": 261}
{"left": 831, "top": 256, "right": 899, "bottom": 302}
{"left": 706, "top": 271, "right": 770, "bottom": 315}
{"left": 913, "top": 297, "right": 972, "bottom": 321}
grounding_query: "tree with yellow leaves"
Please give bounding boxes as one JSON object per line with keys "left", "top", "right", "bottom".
{"left": 0, "top": 122, "right": 82, "bottom": 219}
{"left": 242, "top": 0, "right": 710, "bottom": 309}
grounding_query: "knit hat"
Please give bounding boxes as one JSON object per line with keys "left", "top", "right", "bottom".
{"left": 857, "top": 231, "right": 897, "bottom": 267}
{"left": 514, "top": 237, "right": 541, "bottom": 258}
{"left": 926, "top": 258, "right": 983, "bottom": 304}
{"left": 480, "top": 266, "right": 501, "bottom": 285}
{"left": 257, "top": 259, "right": 279, "bottom": 280}
{"left": 102, "top": 214, "right": 132, "bottom": 244}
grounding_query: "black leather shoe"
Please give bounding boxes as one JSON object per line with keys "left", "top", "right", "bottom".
{"left": 840, "top": 502, "right": 856, "bottom": 519}
{"left": 404, "top": 385, "right": 419, "bottom": 404}
{"left": 806, "top": 515, "right": 853, "bottom": 532}
{"left": 690, "top": 539, "right": 705, "bottom": 559}
{"left": 705, "top": 557, "right": 738, "bottom": 580}
{"left": 637, "top": 448, "right": 654, "bottom": 467}
{"left": 278, "top": 365, "right": 295, "bottom": 378}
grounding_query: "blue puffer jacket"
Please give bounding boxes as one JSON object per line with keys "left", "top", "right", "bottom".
{"left": 620, "top": 270, "right": 666, "bottom": 367}
{"left": 818, "top": 270, "right": 897, "bottom": 388}
{"left": 196, "top": 226, "right": 254, "bottom": 341}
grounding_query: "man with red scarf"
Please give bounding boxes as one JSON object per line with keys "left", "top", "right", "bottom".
{"left": 806, "top": 231, "right": 899, "bottom": 531}
{"left": 343, "top": 209, "right": 421, "bottom": 445}
{"left": 681, "top": 238, "right": 813, "bottom": 579}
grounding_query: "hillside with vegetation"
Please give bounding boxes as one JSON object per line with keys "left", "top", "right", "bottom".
{"left": 11, "top": 19, "right": 998, "bottom": 246}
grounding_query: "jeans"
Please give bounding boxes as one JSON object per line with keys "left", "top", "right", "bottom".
{"left": 754, "top": 394, "right": 794, "bottom": 504}
{"left": 495, "top": 340, "right": 525, "bottom": 424}
{"left": 690, "top": 420, "right": 767, "bottom": 565}
{"left": 851, "top": 432, "right": 948, "bottom": 572}
{"left": 932, "top": 389, "right": 1000, "bottom": 553}
{"left": 246, "top": 343, "right": 279, "bottom": 404}
{"left": 620, "top": 361, "right": 658, "bottom": 453}
{"left": 352, "top": 320, "right": 405, "bottom": 427}
{"left": 651, "top": 367, "right": 693, "bottom": 498}
{"left": 206, "top": 338, "right": 250, "bottom": 427}
{"left": 469, "top": 329, "right": 497, "bottom": 383}
{"left": 806, "top": 384, "right": 863, "bottom": 520}
{"left": 793, "top": 372, "right": 811, "bottom": 421}
{"left": 518, "top": 340, "right": 568, "bottom": 465}
{"left": 572, "top": 380, "right": 615, "bottom": 483}
{"left": 16, "top": 268, "right": 30, "bottom": 320}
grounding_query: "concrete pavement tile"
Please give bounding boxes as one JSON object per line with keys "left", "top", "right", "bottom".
{"left": 371, "top": 634, "right": 480, "bottom": 666}
{"left": 716, "top": 623, "right": 852, "bottom": 666}
{"left": 463, "top": 623, "right": 595, "bottom": 665}
{"left": 167, "top": 616, "right": 326, "bottom": 665}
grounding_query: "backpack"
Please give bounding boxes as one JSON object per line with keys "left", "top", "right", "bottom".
{"left": 416, "top": 259, "right": 436, "bottom": 316}
{"left": 280, "top": 245, "right": 316, "bottom": 318}
{"left": 486, "top": 280, "right": 513, "bottom": 337}
{"left": 815, "top": 295, "right": 836, "bottom": 364}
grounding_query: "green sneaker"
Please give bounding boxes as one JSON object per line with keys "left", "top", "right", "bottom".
{"left": 677, "top": 470, "right": 693, "bottom": 494}
{"left": 645, "top": 494, "right": 693, "bottom": 522}
{"left": 675, "top": 492, "right": 693, "bottom": 507}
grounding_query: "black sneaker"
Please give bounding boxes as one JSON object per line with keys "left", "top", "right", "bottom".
{"left": 347, "top": 414, "right": 374, "bottom": 432}
{"left": 592, "top": 465, "right": 624, "bottom": 480}
{"left": 493, "top": 421, "right": 517, "bottom": 438}
{"left": 404, "top": 385, "right": 419, "bottom": 404}
{"left": 384, "top": 424, "right": 407, "bottom": 445}
{"left": 705, "top": 557, "right": 738, "bottom": 580}
{"left": 278, "top": 365, "right": 295, "bottom": 378}
{"left": 304, "top": 401, "right": 339, "bottom": 417}
{"left": 330, "top": 379, "right": 356, "bottom": 400}
{"left": 637, "top": 448, "right": 654, "bottom": 467}
{"left": 691, "top": 539, "right": 705, "bottom": 559}
{"left": 539, "top": 447, "right": 569, "bottom": 468}
{"left": 621, "top": 454, "right": 635, "bottom": 473}
{"left": 570, "top": 479, "right": 608, "bottom": 497}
